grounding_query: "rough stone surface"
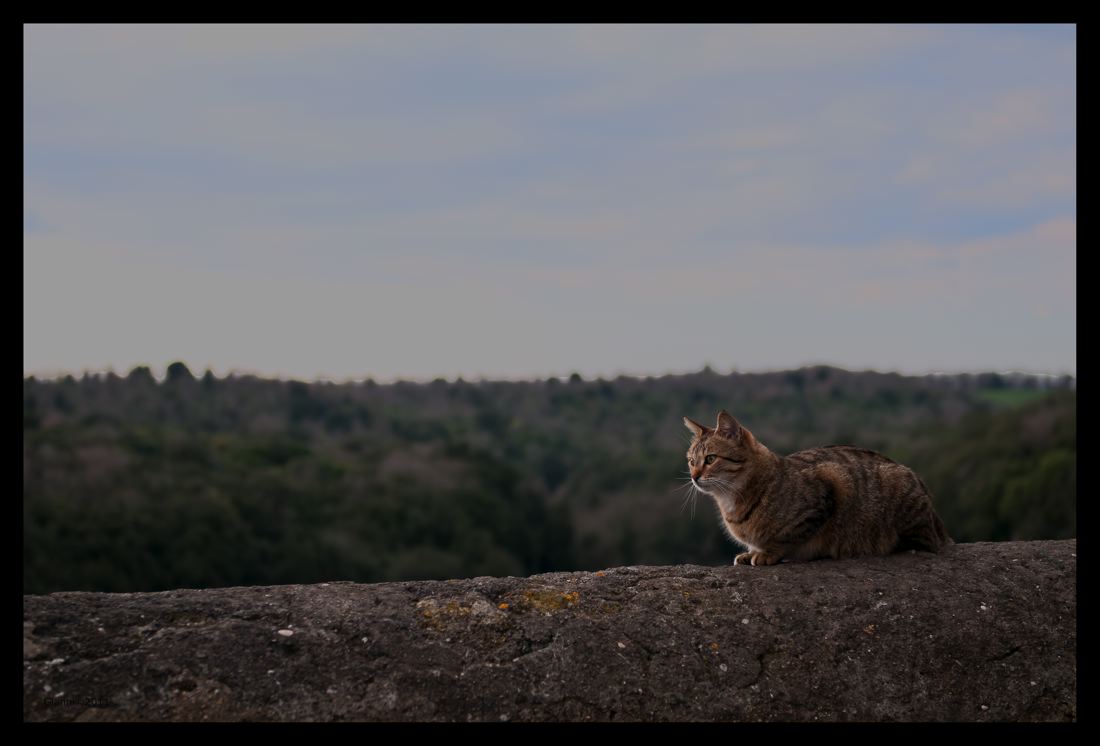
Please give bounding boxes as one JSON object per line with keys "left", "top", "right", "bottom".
{"left": 23, "top": 540, "right": 1076, "bottom": 722}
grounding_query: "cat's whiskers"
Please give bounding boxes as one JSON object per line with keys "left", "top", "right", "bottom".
{"left": 700, "top": 475, "right": 741, "bottom": 499}
{"left": 676, "top": 486, "right": 690, "bottom": 506}
{"left": 672, "top": 473, "right": 703, "bottom": 519}
{"left": 673, "top": 477, "right": 700, "bottom": 518}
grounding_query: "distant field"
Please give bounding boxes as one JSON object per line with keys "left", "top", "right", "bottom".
{"left": 975, "top": 388, "right": 1053, "bottom": 407}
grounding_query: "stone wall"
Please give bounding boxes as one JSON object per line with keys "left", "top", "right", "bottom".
{"left": 23, "top": 540, "right": 1076, "bottom": 721}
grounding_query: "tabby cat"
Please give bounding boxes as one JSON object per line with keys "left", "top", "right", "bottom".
{"left": 684, "top": 410, "right": 950, "bottom": 565}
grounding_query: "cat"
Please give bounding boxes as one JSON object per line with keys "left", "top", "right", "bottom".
{"left": 683, "top": 410, "right": 950, "bottom": 565}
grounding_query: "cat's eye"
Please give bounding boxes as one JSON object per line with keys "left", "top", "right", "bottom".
{"left": 687, "top": 457, "right": 695, "bottom": 466}
{"left": 704, "top": 454, "right": 717, "bottom": 465}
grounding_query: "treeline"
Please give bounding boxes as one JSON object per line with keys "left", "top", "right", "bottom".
{"left": 23, "top": 364, "right": 1075, "bottom": 594}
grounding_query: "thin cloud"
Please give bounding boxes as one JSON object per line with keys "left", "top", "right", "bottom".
{"left": 23, "top": 24, "right": 1076, "bottom": 379}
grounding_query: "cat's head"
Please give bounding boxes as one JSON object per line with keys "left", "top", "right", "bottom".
{"left": 683, "top": 410, "right": 764, "bottom": 497}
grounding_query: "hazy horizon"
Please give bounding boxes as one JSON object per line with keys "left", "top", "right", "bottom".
{"left": 22, "top": 360, "right": 1076, "bottom": 386}
{"left": 24, "top": 25, "right": 1076, "bottom": 382}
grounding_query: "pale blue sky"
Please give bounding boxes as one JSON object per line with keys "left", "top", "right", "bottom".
{"left": 24, "top": 24, "right": 1076, "bottom": 381}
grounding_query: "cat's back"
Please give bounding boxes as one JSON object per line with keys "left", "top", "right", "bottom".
{"left": 785, "top": 444, "right": 901, "bottom": 473}
{"left": 781, "top": 444, "right": 947, "bottom": 556}
{"left": 782, "top": 444, "right": 932, "bottom": 511}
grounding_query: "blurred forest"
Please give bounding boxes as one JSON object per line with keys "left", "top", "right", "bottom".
{"left": 23, "top": 364, "right": 1075, "bottom": 594}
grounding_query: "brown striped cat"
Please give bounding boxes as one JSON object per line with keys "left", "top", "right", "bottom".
{"left": 684, "top": 410, "right": 950, "bottom": 565}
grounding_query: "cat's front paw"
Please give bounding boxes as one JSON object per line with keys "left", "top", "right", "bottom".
{"left": 734, "top": 550, "right": 781, "bottom": 566}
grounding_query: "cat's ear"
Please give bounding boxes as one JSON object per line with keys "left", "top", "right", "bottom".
{"left": 683, "top": 416, "right": 708, "bottom": 438}
{"left": 715, "top": 410, "right": 742, "bottom": 441}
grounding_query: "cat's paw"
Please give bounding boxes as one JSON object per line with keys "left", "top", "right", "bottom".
{"left": 734, "top": 550, "right": 781, "bottom": 566}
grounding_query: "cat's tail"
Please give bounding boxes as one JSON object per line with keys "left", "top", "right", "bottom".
{"left": 915, "top": 475, "right": 952, "bottom": 550}
{"left": 898, "top": 508, "right": 952, "bottom": 553}
{"left": 932, "top": 510, "right": 953, "bottom": 548}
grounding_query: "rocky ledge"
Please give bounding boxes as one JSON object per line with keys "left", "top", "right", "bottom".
{"left": 23, "top": 539, "right": 1076, "bottom": 721}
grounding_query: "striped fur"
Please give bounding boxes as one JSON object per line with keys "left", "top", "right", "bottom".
{"left": 684, "top": 410, "right": 951, "bottom": 566}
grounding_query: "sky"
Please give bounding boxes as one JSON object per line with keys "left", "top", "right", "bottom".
{"left": 23, "top": 24, "right": 1076, "bottom": 382}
